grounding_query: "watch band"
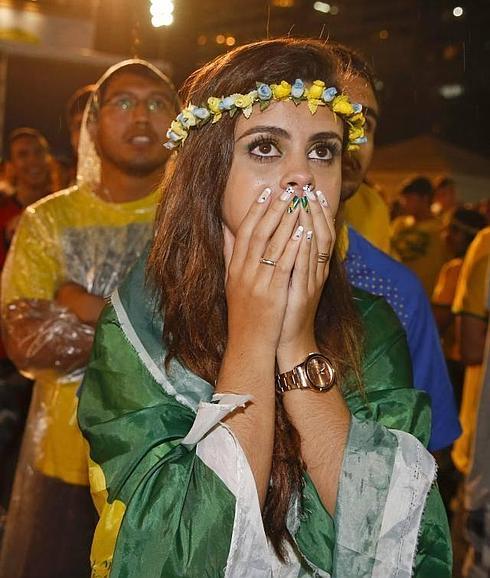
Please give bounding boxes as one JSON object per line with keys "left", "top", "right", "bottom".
{"left": 276, "top": 352, "right": 336, "bottom": 394}
{"left": 276, "top": 362, "right": 312, "bottom": 393}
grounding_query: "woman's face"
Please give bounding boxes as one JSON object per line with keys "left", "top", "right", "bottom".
{"left": 222, "top": 100, "right": 344, "bottom": 236}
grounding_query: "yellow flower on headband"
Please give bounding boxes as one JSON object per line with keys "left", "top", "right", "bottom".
{"left": 271, "top": 81, "right": 291, "bottom": 100}
{"left": 179, "top": 109, "right": 198, "bottom": 128}
{"left": 332, "top": 95, "right": 355, "bottom": 116}
{"left": 349, "top": 126, "right": 365, "bottom": 141}
{"left": 349, "top": 112, "right": 366, "bottom": 125}
{"left": 207, "top": 97, "right": 221, "bottom": 113}
{"left": 169, "top": 120, "right": 187, "bottom": 139}
{"left": 233, "top": 91, "right": 257, "bottom": 118}
{"left": 234, "top": 91, "right": 257, "bottom": 110}
{"left": 307, "top": 80, "right": 326, "bottom": 100}
{"left": 207, "top": 97, "right": 222, "bottom": 123}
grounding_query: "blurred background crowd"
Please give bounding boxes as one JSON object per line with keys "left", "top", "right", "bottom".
{"left": 0, "top": 1, "right": 489, "bottom": 577}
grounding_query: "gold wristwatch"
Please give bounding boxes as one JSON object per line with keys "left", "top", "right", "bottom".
{"left": 276, "top": 352, "right": 336, "bottom": 394}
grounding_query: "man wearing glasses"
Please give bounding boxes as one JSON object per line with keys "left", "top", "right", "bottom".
{"left": 0, "top": 60, "right": 179, "bottom": 578}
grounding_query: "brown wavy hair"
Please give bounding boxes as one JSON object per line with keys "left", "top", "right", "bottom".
{"left": 147, "top": 38, "right": 364, "bottom": 559}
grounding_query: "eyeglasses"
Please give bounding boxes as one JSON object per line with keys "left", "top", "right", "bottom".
{"left": 101, "top": 95, "right": 172, "bottom": 114}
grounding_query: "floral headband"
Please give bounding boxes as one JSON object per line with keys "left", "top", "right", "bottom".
{"left": 164, "top": 79, "right": 367, "bottom": 152}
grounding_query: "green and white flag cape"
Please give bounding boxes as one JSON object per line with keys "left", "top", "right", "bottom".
{"left": 78, "top": 256, "right": 452, "bottom": 577}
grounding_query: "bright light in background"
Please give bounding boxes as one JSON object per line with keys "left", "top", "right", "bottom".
{"left": 439, "top": 83, "right": 464, "bottom": 98}
{"left": 313, "top": 2, "right": 330, "bottom": 13}
{"left": 150, "top": 0, "right": 174, "bottom": 27}
{"left": 453, "top": 6, "right": 464, "bottom": 17}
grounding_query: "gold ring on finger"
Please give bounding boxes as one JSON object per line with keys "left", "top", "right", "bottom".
{"left": 317, "top": 252, "right": 330, "bottom": 263}
{"left": 259, "top": 257, "right": 277, "bottom": 267}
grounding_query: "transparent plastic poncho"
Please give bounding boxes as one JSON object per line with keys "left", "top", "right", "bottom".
{"left": 0, "top": 59, "right": 175, "bottom": 578}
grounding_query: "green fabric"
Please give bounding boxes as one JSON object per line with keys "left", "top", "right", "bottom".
{"left": 79, "top": 306, "right": 234, "bottom": 577}
{"left": 78, "top": 258, "right": 452, "bottom": 577}
{"left": 293, "top": 293, "right": 450, "bottom": 576}
{"left": 332, "top": 417, "right": 398, "bottom": 576}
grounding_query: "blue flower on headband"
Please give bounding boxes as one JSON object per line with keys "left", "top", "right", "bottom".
{"left": 220, "top": 96, "right": 236, "bottom": 111}
{"left": 257, "top": 83, "right": 273, "bottom": 100}
{"left": 352, "top": 136, "right": 368, "bottom": 144}
{"left": 176, "top": 112, "right": 187, "bottom": 126}
{"left": 352, "top": 103, "right": 363, "bottom": 114}
{"left": 166, "top": 130, "right": 180, "bottom": 143}
{"left": 322, "top": 87, "right": 338, "bottom": 102}
{"left": 193, "top": 107, "right": 211, "bottom": 120}
{"left": 291, "top": 79, "right": 305, "bottom": 98}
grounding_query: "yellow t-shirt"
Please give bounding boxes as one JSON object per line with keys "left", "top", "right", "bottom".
{"left": 432, "top": 258, "right": 463, "bottom": 361}
{"left": 1, "top": 184, "right": 159, "bottom": 485}
{"left": 451, "top": 227, "right": 490, "bottom": 474}
{"left": 343, "top": 182, "right": 392, "bottom": 255}
{"left": 391, "top": 215, "right": 449, "bottom": 296}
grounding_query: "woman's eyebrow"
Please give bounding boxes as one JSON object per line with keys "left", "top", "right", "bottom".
{"left": 235, "top": 126, "right": 290, "bottom": 142}
{"left": 308, "top": 131, "right": 343, "bottom": 144}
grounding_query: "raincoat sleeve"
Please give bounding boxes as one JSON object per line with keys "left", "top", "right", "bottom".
{"left": 1, "top": 200, "right": 95, "bottom": 376}
{"left": 78, "top": 279, "right": 451, "bottom": 577}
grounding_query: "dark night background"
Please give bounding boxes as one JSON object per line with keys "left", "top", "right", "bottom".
{"left": 2, "top": 0, "right": 490, "bottom": 161}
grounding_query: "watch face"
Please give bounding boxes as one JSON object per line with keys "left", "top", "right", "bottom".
{"left": 305, "top": 354, "right": 335, "bottom": 391}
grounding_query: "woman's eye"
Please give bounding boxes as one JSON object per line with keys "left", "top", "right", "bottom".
{"left": 249, "top": 141, "right": 280, "bottom": 158}
{"left": 308, "top": 144, "right": 333, "bottom": 161}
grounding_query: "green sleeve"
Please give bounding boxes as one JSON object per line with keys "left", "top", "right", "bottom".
{"left": 294, "top": 290, "right": 451, "bottom": 577}
{"left": 78, "top": 306, "right": 234, "bottom": 578}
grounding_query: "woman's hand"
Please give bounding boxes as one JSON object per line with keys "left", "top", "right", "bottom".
{"left": 276, "top": 188, "right": 336, "bottom": 370}
{"left": 223, "top": 186, "right": 305, "bottom": 354}
{"left": 218, "top": 186, "right": 306, "bottom": 504}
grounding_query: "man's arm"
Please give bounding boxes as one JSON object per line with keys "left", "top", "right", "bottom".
{"left": 2, "top": 298, "right": 95, "bottom": 373}
{"left": 457, "top": 314, "right": 487, "bottom": 366}
{"left": 1, "top": 206, "right": 105, "bottom": 375}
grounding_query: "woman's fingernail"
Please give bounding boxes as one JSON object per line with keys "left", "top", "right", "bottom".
{"left": 287, "top": 196, "right": 300, "bottom": 214}
{"left": 316, "top": 190, "right": 329, "bottom": 207}
{"left": 306, "top": 189, "right": 317, "bottom": 202}
{"left": 280, "top": 185, "right": 295, "bottom": 201}
{"left": 292, "top": 225, "right": 304, "bottom": 240}
{"left": 257, "top": 187, "right": 272, "bottom": 203}
{"left": 301, "top": 197, "right": 311, "bottom": 213}
{"left": 306, "top": 230, "right": 313, "bottom": 241}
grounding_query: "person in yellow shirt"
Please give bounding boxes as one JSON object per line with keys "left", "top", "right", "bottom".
{"left": 0, "top": 59, "right": 179, "bottom": 578}
{"left": 391, "top": 176, "right": 450, "bottom": 296}
{"left": 451, "top": 227, "right": 490, "bottom": 477}
{"left": 432, "top": 176, "right": 458, "bottom": 228}
{"left": 432, "top": 208, "right": 487, "bottom": 408}
{"left": 343, "top": 180, "right": 392, "bottom": 254}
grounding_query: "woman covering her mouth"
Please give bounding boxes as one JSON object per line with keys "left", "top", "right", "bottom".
{"left": 78, "top": 38, "right": 452, "bottom": 578}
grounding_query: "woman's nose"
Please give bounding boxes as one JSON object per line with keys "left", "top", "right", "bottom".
{"left": 279, "top": 164, "right": 314, "bottom": 193}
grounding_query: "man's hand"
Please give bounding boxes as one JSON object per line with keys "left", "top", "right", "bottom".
{"left": 2, "top": 299, "right": 95, "bottom": 373}
{"left": 56, "top": 282, "right": 106, "bottom": 326}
